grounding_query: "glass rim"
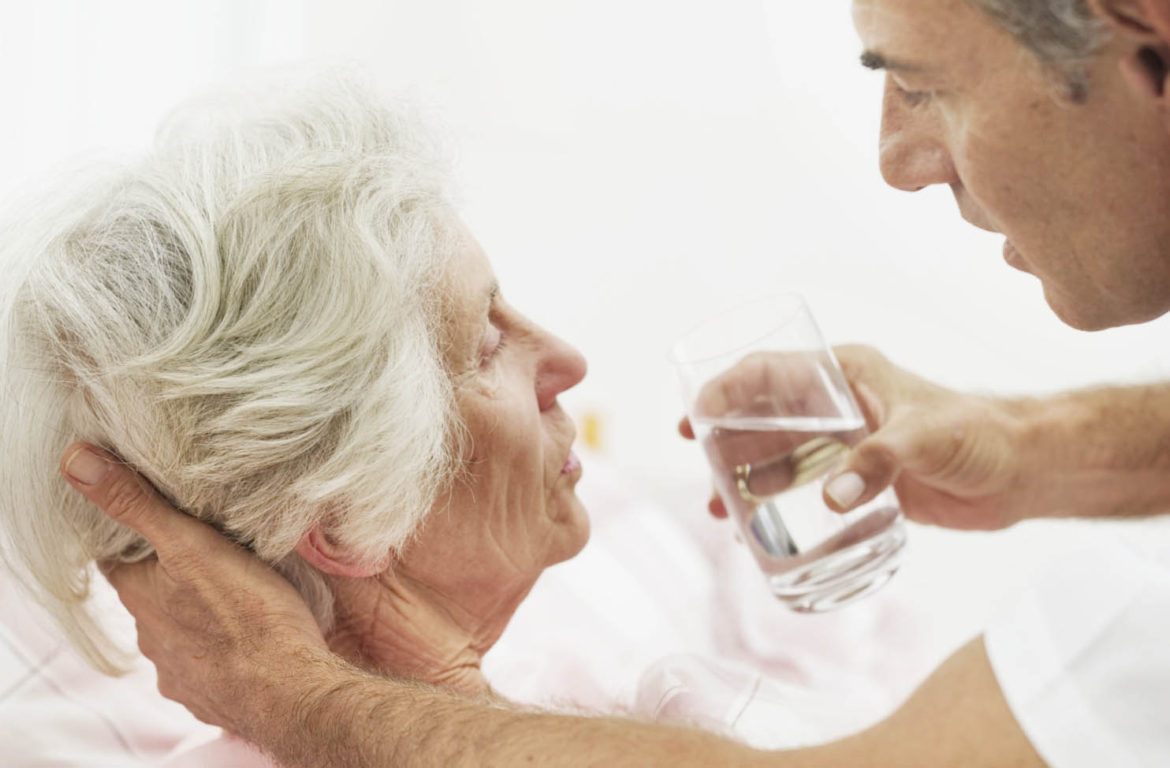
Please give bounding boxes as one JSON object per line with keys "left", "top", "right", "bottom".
{"left": 668, "top": 292, "right": 812, "bottom": 366}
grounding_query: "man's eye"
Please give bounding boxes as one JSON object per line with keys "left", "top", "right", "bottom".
{"left": 898, "top": 86, "right": 933, "bottom": 107}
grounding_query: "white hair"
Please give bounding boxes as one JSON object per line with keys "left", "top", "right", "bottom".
{"left": 0, "top": 71, "right": 460, "bottom": 674}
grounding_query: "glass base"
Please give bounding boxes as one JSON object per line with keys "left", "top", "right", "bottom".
{"left": 767, "top": 519, "right": 906, "bottom": 612}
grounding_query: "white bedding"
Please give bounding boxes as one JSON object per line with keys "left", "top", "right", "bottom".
{"left": 485, "top": 450, "right": 929, "bottom": 748}
{"left": 0, "top": 450, "right": 929, "bottom": 763}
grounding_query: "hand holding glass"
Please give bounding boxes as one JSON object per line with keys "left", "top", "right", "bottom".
{"left": 672, "top": 295, "right": 906, "bottom": 612}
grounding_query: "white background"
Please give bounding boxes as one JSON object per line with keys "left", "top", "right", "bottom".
{"left": 4, "top": 0, "right": 1169, "bottom": 670}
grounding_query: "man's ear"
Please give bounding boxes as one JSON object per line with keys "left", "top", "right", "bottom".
{"left": 1091, "top": 0, "right": 1170, "bottom": 100}
{"left": 295, "top": 524, "right": 390, "bottom": 578}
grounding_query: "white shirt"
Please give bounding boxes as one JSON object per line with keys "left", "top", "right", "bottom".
{"left": 985, "top": 538, "right": 1170, "bottom": 767}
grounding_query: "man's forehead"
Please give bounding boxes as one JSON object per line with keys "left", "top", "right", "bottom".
{"left": 852, "top": 0, "right": 967, "bottom": 29}
{"left": 852, "top": 0, "right": 995, "bottom": 74}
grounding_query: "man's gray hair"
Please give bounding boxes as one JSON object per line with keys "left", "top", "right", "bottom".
{"left": 969, "top": 0, "right": 1108, "bottom": 100}
{"left": 0, "top": 71, "right": 460, "bottom": 673}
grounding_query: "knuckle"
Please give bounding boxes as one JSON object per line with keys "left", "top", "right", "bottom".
{"left": 836, "top": 344, "right": 886, "bottom": 384}
{"left": 101, "top": 475, "right": 150, "bottom": 524}
{"left": 851, "top": 440, "right": 893, "bottom": 482}
{"left": 909, "top": 406, "right": 989, "bottom": 483}
{"left": 915, "top": 427, "right": 965, "bottom": 477}
{"left": 853, "top": 438, "right": 898, "bottom": 480}
{"left": 836, "top": 343, "right": 882, "bottom": 367}
{"left": 938, "top": 408, "right": 1011, "bottom": 489}
{"left": 157, "top": 677, "right": 176, "bottom": 701}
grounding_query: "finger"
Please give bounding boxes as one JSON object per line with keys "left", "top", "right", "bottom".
{"left": 702, "top": 427, "right": 808, "bottom": 474}
{"left": 135, "top": 616, "right": 165, "bottom": 660}
{"left": 822, "top": 429, "right": 907, "bottom": 512}
{"left": 834, "top": 344, "right": 891, "bottom": 393}
{"left": 835, "top": 345, "right": 901, "bottom": 430}
{"left": 692, "top": 351, "right": 827, "bottom": 422}
{"left": 99, "top": 555, "right": 149, "bottom": 592}
{"left": 101, "top": 556, "right": 167, "bottom": 618}
{"left": 60, "top": 442, "right": 205, "bottom": 560}
{"left": 155, "top": 674, "right": 221, "bottom": 728}
{"left": 850, "top": 380, "right": 888, "bottom": 433}
{"left": 707, "top": 491, "right": 727, "bottom": 519}
{"left": 97, "top": 556, "right": 174, "bottom": 625}
{"left": 678, "top": 416, "right": 695, "bottom": 440}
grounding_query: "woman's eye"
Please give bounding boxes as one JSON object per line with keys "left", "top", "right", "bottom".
{"left": 480, "top": 328, "right": 506, "bottom": 368}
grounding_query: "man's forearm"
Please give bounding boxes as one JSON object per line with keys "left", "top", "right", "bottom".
{"left": 242, "top": 638, "right": 1042, "bottom": 768}
{"left": 252, "top": 648, "right": 783, "bottom": 768}
{"left": 1016, "top": 382, "right": 1170, "bottom": 520}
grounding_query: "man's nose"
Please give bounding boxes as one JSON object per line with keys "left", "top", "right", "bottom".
{"left": 536, "top": 333, "right": 587, "bottom": 412}
{"left": 877, "top": 81, "right": 958, "bottom": 192}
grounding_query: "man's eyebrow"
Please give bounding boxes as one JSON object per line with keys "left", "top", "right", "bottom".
{"left": 860, "top": 50, "right": 925, "bottom": 73}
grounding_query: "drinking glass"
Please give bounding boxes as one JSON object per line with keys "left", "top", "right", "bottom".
{"left": 672, "top": 294, "right": 906, "bottom": 612}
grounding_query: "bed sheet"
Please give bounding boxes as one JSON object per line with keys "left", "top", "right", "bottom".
{"left": 0, "top": 450, "right": 928, "bottom": 763}
{"left": 483, "top": 450, "right": 929, "bottom": 747}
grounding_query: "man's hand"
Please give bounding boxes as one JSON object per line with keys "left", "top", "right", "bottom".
{"left": 826, "top": 344, "right": 1031, "bottom": 530}
{"left": 684, "top": 344, "right": 1170, "bottom": 530}
{"left": 59, "top": 442, "right": 329, "bottom": 736}
{"left": 682, "top": 345, "right": 1033, "bottom": 531}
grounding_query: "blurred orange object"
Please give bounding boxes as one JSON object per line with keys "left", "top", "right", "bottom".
{"left": 580, "top": 410, "right": 603, "bottom": 452}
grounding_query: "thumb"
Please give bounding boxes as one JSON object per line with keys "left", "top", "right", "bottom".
{"left": 60, "top": 442, "right": 202, "bottom": 560}
{"left": 822, "top": 419, "right": 924, "bottom": 512}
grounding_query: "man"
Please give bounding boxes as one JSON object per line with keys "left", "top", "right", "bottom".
{"left": 61, "top": 0, "right": 1170, "bottom": 765}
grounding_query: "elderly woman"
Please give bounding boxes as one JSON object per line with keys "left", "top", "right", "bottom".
{"left": 0, "top": 73, "right": 587, "bottom": 703}
{"left": 1, "top": 74, "right": 925, "bottom": 768}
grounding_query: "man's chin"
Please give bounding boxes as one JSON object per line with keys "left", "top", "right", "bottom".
{"left": 1042, "top": 285, "right": 1125, "bottom": 332}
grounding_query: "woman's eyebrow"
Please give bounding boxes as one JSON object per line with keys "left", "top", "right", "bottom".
{"left": 471, "top": 281, "right": 500, "bottom": 350}
{"left": 483, "top": 281, "right": 500, "bottom": 316}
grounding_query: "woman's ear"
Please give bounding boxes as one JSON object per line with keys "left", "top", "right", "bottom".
{"left": 295, "top": 525, "right": 390, "bottom": 578}
{"left": 1091, "top": 0, "right": 1170, "bottom": 101}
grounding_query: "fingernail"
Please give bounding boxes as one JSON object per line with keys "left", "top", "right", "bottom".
{"left": 65, "top": 448, "right": 110, "bottom": 486}
{"left": 825, "top": 472, "right": 865, "bottom": 509}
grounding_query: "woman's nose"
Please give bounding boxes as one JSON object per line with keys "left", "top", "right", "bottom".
{"left": 536, "top": 332, "right": 587, "bottom": 411}
{"left": 877, "top": 81, "right": 958, "bottom": 192}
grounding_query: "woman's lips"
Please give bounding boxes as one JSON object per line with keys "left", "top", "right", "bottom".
{"left": 561, "top": 449, "right": 582, "bottom": 476}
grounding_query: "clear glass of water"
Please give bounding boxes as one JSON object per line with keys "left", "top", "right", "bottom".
{"left": 671, "top": 294, "right": 906, "bottom": 612}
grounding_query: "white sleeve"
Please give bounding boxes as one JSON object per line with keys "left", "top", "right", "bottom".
{"left": 985, "top": 538, "right": 1170, "bottom": 768}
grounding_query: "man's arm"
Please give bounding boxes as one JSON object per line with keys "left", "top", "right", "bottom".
{"left": 259, "top": 655, "right": 782, "bottom": 768}
{"left": 1010, "top": 381, "right": 1170, "bottom": 520}
{"left": 241, "top": 635, "right": 1034, "bottom": 768}
{"left": 685, "top": 346, "right": 1170, "bottom": 530}
{"left": 819, "top": 346, "right": 1170, "bottom": 529}
{"left": 62, "top": 444, "right": 1045, "bottom": 768}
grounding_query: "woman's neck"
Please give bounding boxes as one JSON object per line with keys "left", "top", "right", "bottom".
{"left": 325, "top": 567, "right": 532, "bottom": 696}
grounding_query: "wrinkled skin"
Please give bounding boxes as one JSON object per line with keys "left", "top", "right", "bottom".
{"left": 317, "top": 231, "right": 588, "bottom": 693}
